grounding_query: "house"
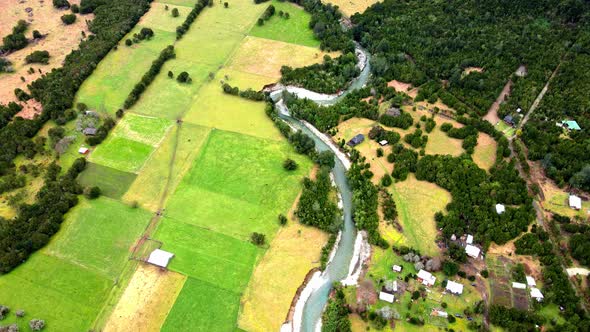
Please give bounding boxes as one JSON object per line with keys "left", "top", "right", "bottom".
{"left": 562, "top": 120, "right": 581, "bottom": 131}
{"left": 432, "top": 310, "right": 448, "bottom": 318}
{"left": 495, "top": 204, "right": 505, "bottom": 214}
{"left": 392, "top": 281, "right": 398, "bottom": 292}
{"left": 417, "top": 269, "right": 436, "bottom": 286}
{"left": 530, "top": 288, "right": 544, "bottom": 302}
{"left": 465, "top": 244, "right": 480, "bottom": 259}
{"left": 379, "top": 140, "right": 388, "bottom": 146}
{"left": 347, "top": 134, "right": 365, "bottom": 147}
{"left": 379, "top": 291, "right": 394, "bottom": 303}
{"left": 526, "top": 276, "right": 536, "bottom": 287}
{"left": 569, "top": 195, "right": 582, "bottom": 210}
{"left": 385, "top": 107, "right": 401, "bottom": 117}
{"left": 466, "top": 234, "right": 474, "bottom": 245}
{"left": 503, "top": 115, "right": 514, "bottom": 126}
{"left": 83, "top": 127, "right": 97, "bottom": 136}
{"left": 392, "top": 265, "right": 402, "bottom": 272}
{"left": 446, "top": 280, "right": 464, "bottom": 295}
{"left": 78, "top": 147, "right": 89, "bottom": 154}
{"left": 147, "top": 249, "right": 175, "bottom": 268}
{"left": 512, "top": 282, "right": 526, "bottom": 289}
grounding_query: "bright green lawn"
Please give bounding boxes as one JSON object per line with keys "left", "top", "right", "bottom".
{"left": 161, "top": 277, "right": 241, "bottom": 332}
{"left": 248, "top": 0, "right": 319, "bottom": 47}
{"left": 174, "top": 26, "right": 244, "bottom": 67}
{"left": 114, "top": 113, "right": 172, "bottom": 146}
{"left": 164, "top": 129, "right": 312, "bottom": 239}
{"left": 77, "top": 162, "right": 137, "bottom": 199}
{"left": 186, "top": 0, "right": 266, "bottom": 34}
{"left": 0, "top": 253, "right": 111, "bottom": 331}
{"left": 140, "top": 2, "right": 193, "bottom": 32}
{"left": 90, "top": 136, "right": 154, "bottom": 173}
{"left": 155, "top": 218, "right": 260, "bottom": 292}
{"left": 45, "top": 197, "right": 152, "bottom": 279}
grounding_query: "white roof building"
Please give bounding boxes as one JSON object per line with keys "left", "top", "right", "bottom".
{"left": 417, "top": 269, "right": 436, "bottom": 286}
{"left": 466, "top": 234, "right": 473, "bottom": 245}
{"left": 432, "top": 310, "right": 448, "bottom": 318}
{"left": 465, "top": 244, "right": 481, "bottom": 259}
{"left": 512, "top": 282, "right": 526, "bottom": 289}
{"left": 147, "top": 249, "right": 175, "bottom": 268}
{"left": 392, "top": 280, "right": 398, "bottom": 292}
{"left": 379, "top": 291, "right": 394, "bottom": 303}
{"left": 495, "top": 204, "right": 505, "bottom": 214}
{"left": 570, "top": 195, "right": 582, "bottom": 210}
{"left": 379, "top": 140, "right": 388, "bottom": 146}
{"left": 392, "top": 265, "right": 402, "bottom": 272}
{"left": 446, "top": 280, "right": 464, "bottom": 295}
{"left": 526, "top": 276, "right": 536, "bottom": 287}
{"left": 530, "top": 288, "right": 544, "bottom": 301}
{"left": 78, "top": 147, "right": 89, "bottom": 154}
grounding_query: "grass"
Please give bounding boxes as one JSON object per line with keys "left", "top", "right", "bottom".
{"left": 164, "top": 129, "right": 312, "bottom": 239}
{"left": 175, "top": 26, "right": 245, "bottom": 67}
{"left": 115, "top": 113, "right": 173, "bottom": 146}
{"left": 248, "top": 0, "right": 320, "bottom": 47}
{"left": 473, "top": 133, "right": 497, "bottom": 171}
{"left": 545, "top": 190, "right": 590, "bottom": 219}
{"left": 123, "top": 123, "right": 212, "bottom": 211}
{"left": 90, "top": 136, "right": 155, "bottom": 173}
{"left": 496, "top": 121, "right": 516, "bottom": 137}
{"left": 77, "top": 162, "right": 137, "bottom": 199}
{"left": 45, "top": 197, "right": 152, "bottom": 280}
{"left": 139, "top": 3, "right": 193, "bottom": 32}
{"left": 185, "top": 0, "right": 266, "bottom": 34}
{"left": 161, "top": 277, "right": 241, "bottom": 332}
{"left": 239, "top": 220, "right": 328, "bottom": 331}
{"left": 154, "top": 218, "right": 261, "bottom": 292}
{"left": 390, "top": 174, "right": 451, "bottom": 256}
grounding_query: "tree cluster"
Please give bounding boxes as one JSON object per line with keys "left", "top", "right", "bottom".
{"left": 296, "top": 167, "right": 341, "bottom": 233}
{"left": 61, "top": 14, "right": 77, "bottom": 25}
{"left": 257, "top": 4, "right": 275, "bottom": 25}
{"left": 221, "top": 83, "right": 265, "bottom": 101}
{"left": 378, "top": 111, "right": 413, "bottom": 130}
{"left": 2, "top": 20, "right": 29, "bottom": 52}
{"left": 25, "top": 50, "right": 50, "bottom": 65}
{"left": 489, "top": 305, "right": 544, "bottom": 331}
{"left": 53, "top": 0, "right": 70, "bottom": 9}
{"left": 321, "top": 284, "right": 351, "bottom": 332}
{"left": 175, "top": 0, "right": 210, "bottom": 39}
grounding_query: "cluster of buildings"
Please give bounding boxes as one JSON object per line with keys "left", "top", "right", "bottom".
{"left": 512, "top": 275, "right": 544, "bottom": 302}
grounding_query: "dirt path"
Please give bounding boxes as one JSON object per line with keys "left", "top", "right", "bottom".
{"left": 518, "top": 63, "right": 560, "bottom": 129}
{"left": 483, "top": 79, "right": 512, "bottom": 124}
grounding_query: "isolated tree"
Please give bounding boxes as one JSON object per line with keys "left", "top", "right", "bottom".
{"left": 381, "top": 174, "right": 392, "bottom": 187}
{"left": 139, "top": 27, "right": 154, "bottom": 40}
{"left": 176, "top": 71, "right": 190, "bottom": 83}
{"left": 171, "top": 8, "right": 179, "bottom": 17}
{"left": 257, "top": 18, "right": 264, "bottom": 26}
{"left": 278, "top": 214, "right": 287, "bottom": 226}
{"left": 29, "top": 319, "right": 45, "bottom": 331}
{"left": 168, "top": 70, "right": 174, "bottom": 78}
{"left": 224, "top": 2, "right": 228, "bottom": 7}
{"left": 284, "top": 12, "right": 290, "bottom": 19}
{"left": 116, "top": 109, "right": 124, "bottom": 118}
{"left": 84, "top": 186, "right": 101, "bottom": 199}
{"left": 283, "top": 158, "right": 298, "bottom": 171}
{"left": 53, "top": 0, "right": 70, "bottom": 9}
{"left": 0, "top": 305, "right": 9, "bottom": 319}
{"left": 125, "top": 39, "right": 133, "bottom": 46}
{"left": 251, "top": 232, "right": 265, "bottom": 246}
{"left": 61, "top": 14, "right": 76, "bottom": 25}
{"left": 32, "top": 30, "right": 42, "bottom": 39}
{"left": 71, "top": 4, "right": 80, "bottom": 13}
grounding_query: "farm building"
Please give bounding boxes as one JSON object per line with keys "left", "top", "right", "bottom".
{"left": 561, "top": 120, "right": 581, "bottom": 131}
{"left": 385, "top": 107, "right": 401, "bottom": 117}
{"left": 569, "top": 195, "right": 582, "bottom": 210}
{"left": 526, "top": 276, "right": 536, "bottom": 287}
{"left": 417, "top": 269, "right": 436, "bottom": 286}
{"left": 379, "top": 291, "right": 394, "bottom": 303}
{"left": 503, "top": 115, "right": 514, "bottom": 126}
{"left": 530, "top": 288, "right": 544, "bottom": 302}
{"left": 83, "top": 127, "right": 97, "bottom": 136}
{"left": 465, "top": 244, "right": 480, "bottom": 259}
{"left": 432, "top": 310, "right": 448, "bottom": 318}
{"left": 347, "top": 134, "right": 365, "bottom": 147}
{"left": 379, "top": 140, "right": 388, "bottom": 146}
{"left": 495, "top": 204, "right": 505, "bottom": 214}
{"left": 78, "top": 147, "right": 89, "bottom": 154}
{"left": 392, "top": 265, "right": 402, "bottom": 272}
{"left": 466, "top": 234, "right": 473, "bottom": 244}
{"left": 516, "top": 108, "right": 522, "bottom": 113}
{"left": 512, "top": 282, "right": 526, "bottom": 289}
{"left": 445, "top": 280, "right": 464, "bottom": 295}
{"left": 147, "top": 249, "right": 174, "bottom": 268}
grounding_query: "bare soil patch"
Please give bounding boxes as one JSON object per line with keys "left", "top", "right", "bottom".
{"left": 387, "top": 79, "right": 418, "bottom": 98}
{"left": 103, "top": 264, "right": 186, "bottom": 332}
{"left": 483, "top": 80, "right": 512, "bottom": 124}
{"left": 462, "top": 66, "right": 483, "bottom": 75}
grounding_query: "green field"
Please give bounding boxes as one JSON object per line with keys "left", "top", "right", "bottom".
{"left": 90, "top": 136, "right": 155, "bottom": 173}
{"left": 45, "top": 197, "right": 152, "bottom": 279}
{"left": 161, "top": 277, "right": 241, "bottom": 332}
{"left": 248, "top": 0, "right": 320, "bottom": 47}
{"left": 115, "top": 113, "right": 173, "bottom": 146}
{"left": 77, "top": 162, "right": 137, "bottom": 199}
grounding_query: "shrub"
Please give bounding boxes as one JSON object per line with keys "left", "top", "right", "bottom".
{"left": 257, "top": 18, "right": 264, "bottom": 26}
{"left": 376, "top": 147, "right": 383, "bottom": 157}
{"left": 84, "top": 186, "right": 101, "bottom": 199}
{"left": 53, "top": 0, "right": 70, "bottom": 9}
{"left": 32, "top": 30, "right": 42, "bottom": 39}
{"left": 278, "top": 214, "right": 288, "bottom": 226}
{"left": 411, "top": 291, "right": 420, "bottom": 300}
{"left": 447, "top": 315, "right": 456, "bottom": 323}
{"left": 0, "top": 305, "right": 9, "bottom": 319}
{"left": 71, "top": 4, "right": 80, "bottom": 13}
{"left": 168, "top": 70, "right": 174, "bottom": 78}
{"left": 61, "top": 14, "right": 76, "bottom": 25}
{"left": 251, "top": 232, "right": 265, "bottom": 246}
{"left": 481, "top": 269, "right": 489, "bottom": 278}
{"left": 14, "top": 88, "right": 31, "bottom": 102}
{"left": 441, "top": 302, "right": 447, "bottom": 308}
{"left": 125, "top": 39, "right": 133, "bottom": 46}
{"left": 176, "top": 71, "right": 190, "bottom": 83}
{"left": 283, "top": 158, "right": 298, "bottom": 171}
{"left": 116, "top": 109, "right": 124, "bottom": 118}
{"left": 381, "top": 174, "right": 392, "bottom": 187}
{"left": 29, "top": 319, "right": 45, "bottom": 331}
{"left": 224, "top": 2, "right": 228, "bottom": 7}
{"left": 25, "top": 50, "right": 50, "bottom": 64}
{"left": 171, "top": 8, "right": 179, "bottom": 17}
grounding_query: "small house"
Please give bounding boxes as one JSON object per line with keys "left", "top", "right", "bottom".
{"left": 503, "top": 115, "right": 514, "bottom": 126}
{"left": 392, "top": 265, "right": 402, "bottom": 272}
{"left": 385, "top": 107, "right": 401, "bottom": 117}
{"left": 569, "top": 195, "right": 582, "bottom": 210}
{"left": 562, "top": 120, "right": 581, "bottom": 131}
{"left": 432, "top": 310, "right": 448, "bottom": 318}
{"left": 147, "top": 249, "right": 175, "bottom": 268}
{"left": 526, "top": 276, "right": 536, "bottom": 287}
{"left": 83, "top": 127, "right": 97, "bottom": 136}
{"left": 495, "top": 204, "right": 505, "bottom": 215}
{"left": 446, "top": 280, "right": 464, "bottom": 295}
{"left": 347, "top": 134, "right": 365, "bottom": 147}
{"left": 78, "top": 147, "right": 89, "bottom": 154}
{"left": 379, "top": 140, "right": 388, "bottom": 146}
{"left": 466, "top": 234, "right": 473, "bottom": 245}
{"left": 465, "top": 244, "right": 480, "bottom": 259}
{"left": 379, "top": 291, "right": 394, "bottom": 303}
{"left": 530, "top": 288, "right": 544, "bottom": 302}
{"left": 512, "top": 282, "right": 526, "bottom": 289}
{"left": 417, "top": 269, "right": 436, "bottom": 286}
{"left": 516, "top": 108, "right": 522, "bottom": 113}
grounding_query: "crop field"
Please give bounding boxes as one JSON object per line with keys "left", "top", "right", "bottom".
{"left": 248, "top": 0, "right": 320, "bottom": 47}
{"left": 390, "top": 175, "right": 451, "bottom": 257}
{"left": 77, "top": 162, "right": 137, "bottom": 199}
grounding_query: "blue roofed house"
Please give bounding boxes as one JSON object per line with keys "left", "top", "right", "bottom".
{"left": 347, "top": 134, "right": 365, "bottom": 147}
{"left": 503, "top": 115, "right": 514, "bottom": 126}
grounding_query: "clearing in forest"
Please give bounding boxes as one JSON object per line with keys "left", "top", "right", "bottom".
{"left": 324, "top": 0, "right": 381, "bottom": 17}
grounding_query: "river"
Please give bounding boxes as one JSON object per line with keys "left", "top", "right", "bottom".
{"left": 273, "top": 45, "right": 372, "bottom": 332}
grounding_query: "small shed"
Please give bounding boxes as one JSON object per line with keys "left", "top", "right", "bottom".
{"left": 392, "top": 265, "right": 402, "bottom": 272}
{"left": 379, "top": 291, "right": 394, "bottom": 303}
{"left": 78, "top": 147, "right": 89, "bottom": 154}
{"left": 569, "top": 195, "right": 582, "bottom": 210}
{"left": 516, "top": 108, "right": 522, "bottom": 113}
{"left": 147, "top": 249, "right": 175, "bottom": 268}
{"left": 417, "top": 269, "right": 436, "bottom": 286}
{"left": 466, "top": 234, "right": 473, "bottom": 245}
{"left": 379, "top": 140, "right": 388, "bottom": 146}
{"left": 503, "top": 115, "right": 514, "bottom": 126}
{"left": 495, "top": 204, "right": 505, "bottom": 214}
{"left": 530, "top": 288, "right": 544, "bottom": 302}
{"left": 512, "top": 282, "right": 526, "bottom": 289}
{"left": 526, "top": 275, "right": 536, "bottom": 287}
{"left": 562, "top": 120, "right": 581, "bottom": 131}
{"left": 465, "top": 244, "right": 480, "bottom": 259}
{"left": 385, "top": 107, "right": 401, "bottom": 117}
{"left": 83, "top": 127, "right": 97, "bottom": 136}
{"left": 446, "top": 280, "right": 464, "bottom": 295}
{"left": 347, "top": 134, "right": 365, "bottom": 147}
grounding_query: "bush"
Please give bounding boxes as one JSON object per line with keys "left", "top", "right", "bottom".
{"left": 53, "top": 0, "right": 70, "bottom": 9}
{"left": 411, "top": 291, "right": 420, "bottom": 300}
{"left": 441, "top": 302, "right": 447, "bottom": 308}
{"left": 25, "top": 50, "right": 50, "bottom": 64}
{"left": 481, "top": 269, "right": 489, "bottom": 278}
{"left": 71, "top": 4, "right": 80, "bottom": 13}
{"left": 29, "top": 319, "right": 45, "bottom": 331}
{"left": 32, "top": 30, "right": 42, "bottom": 39}
{"left": 171, "top": 8, "right": 179, "bottom": 17}
{"left": 224, "top": 2, "right": 228, "bottom": 7}
{"left": 84, "top": 186, "right": 101, "bottom": 199}
{"left": 61, "top": 14, "right": 76, "bottom": 25}
{"left": 283, "top": 158, "right": 298, "bottom": 171}
{"left": 0, "top": 305, "right": 9, "bottom": 319}
{"left": 125, "top": 39, "right": 133, "bottom": 46}
{"left": 381, "top": 174, "right": 392, "bottom": 187}
{"left": 176, "top": 71, "right": 190, "bottom": 83}
{"left": 447, "top": 315, "right": 456, "bottom": 323}
{"left": 376, "top": 147, "right": 383, "bottom": 157}
{"left": 116, "top": 109, "right": 124, "bottom": 118}
{"left": 251, "top": 232, "right": 265, "bottom": 245}
{"left": 257, "top": 18, "right": 264, "bottom": 26}
{"left": 278, "top": 214, "right": 288, "bottom": 226}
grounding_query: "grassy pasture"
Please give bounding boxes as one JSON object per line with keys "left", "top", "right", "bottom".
{"left": 154, "top": 219, "right": 261, "bottom": 292}
{"left": 90, "top": 136, "right": 155, "bottom": 173}
{"left": 0, "top": 253, "right": 111, "bottom": 331}
{"left": 124, "top": 123, "right": 212, "bottom": 211}
{"left": 248, "top": 1, "right": 319, "bottom": 47}
{"left": 161, "top": 277, "right": 241, "bottom": 332}
{"left": 77, "top": 162, "right": 137, "bottom": 199}
{"left": 164, "top": 129, "right": 312, "bottom": 238}
{"left": 45, "top": 197, "right": 152, "bottom": 279}
{"left": 473, "top": 133, "right": 497, "bottom": 171}
{"left": 390, "top": 174, "right": 451, "bottom": 256}
{"left": 185, "top": 0, "right": 266, "bottom": 34}
{"left": 115, "top": 113, "right": 173, "bottom": 146}
{"left": 174, "top": 26, "right": 244, "bottom": 67}
{"left": 139, "top": 3, "right": 193, "bottom": 32}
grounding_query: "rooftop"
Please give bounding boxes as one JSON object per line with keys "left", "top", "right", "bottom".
{"left": 147, "top": 249, "right": 174, "bottom": 268}
{"left": 446, "top": 280, "right": 464, "bottom": 295}
{"left": 417, "top": 269, "right": 436, "bottom": 286}
{"left": 465, "top": 244, "right": 480, "bottom": 258}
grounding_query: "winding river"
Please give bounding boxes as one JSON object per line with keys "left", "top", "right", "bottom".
{"left": 273, "top": 45, "right": 372, "bottom": 332}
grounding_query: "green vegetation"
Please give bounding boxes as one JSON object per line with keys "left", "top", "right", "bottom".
{"left": 296, "top": 167, "right": 340, "bottom": 232}
{"left": 90, "top": 136, "right": 154, "bottom": 173}
{"left": 76, "top": 162, "right": 137, "bottom": 199}
{"left": 322, "top": 285, "right": 351, "bottom": 332}
{"left": 1, "top": 20, "right": 28, "bottom": 52}
{"left": 25, "top": 50, "right": 50, "bottom": 64}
